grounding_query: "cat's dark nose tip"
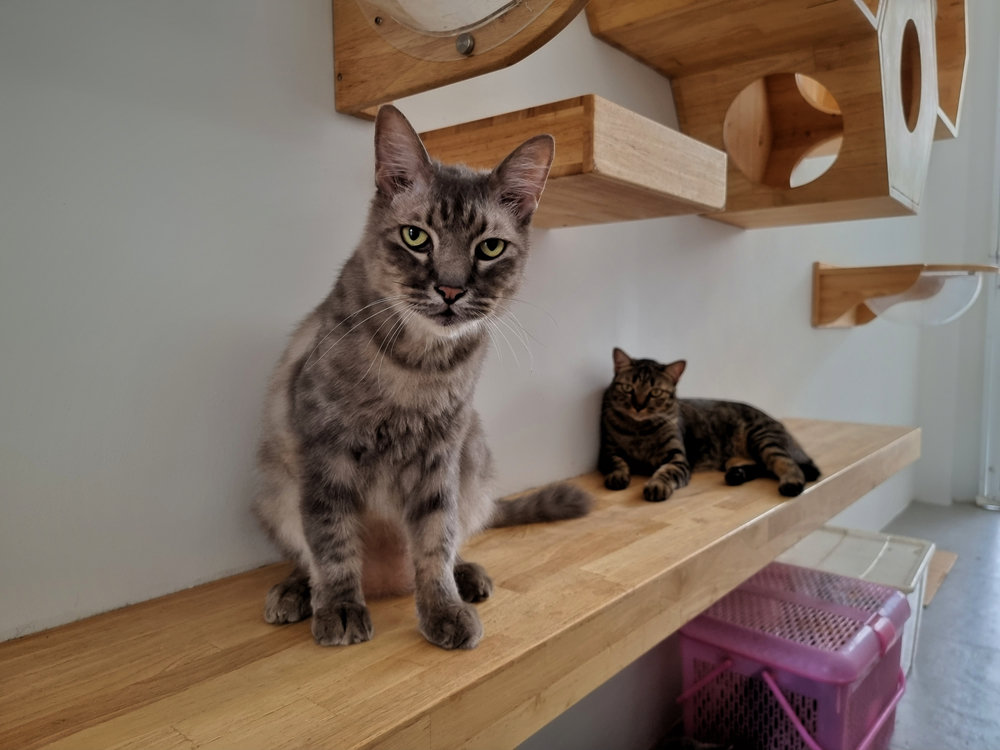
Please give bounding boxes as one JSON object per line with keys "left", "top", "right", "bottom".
{"left": 436, "top": 286, "right": 466, "bottom": 304}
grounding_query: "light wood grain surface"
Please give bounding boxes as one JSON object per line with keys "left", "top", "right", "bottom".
{"left": 1, "top": 420, "right": 919, "bottom": 750}
{"left": 419, "top": 95, "right": 727, "bottom": 228}
{"left": 333, "top": 0, "right": 588, "bottom": 116}
{"left": 586, "top": 0, "right": 941, "bottom": 228}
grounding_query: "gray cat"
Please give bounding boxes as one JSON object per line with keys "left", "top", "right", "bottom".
{"left": 253, "top": 106, "right": 591, "bottom": 650}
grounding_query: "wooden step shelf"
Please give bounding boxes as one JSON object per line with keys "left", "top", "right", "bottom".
{"left": 419, "top": 95, "right": 727, "bottom": 228}
{"left": 0, "top": 420, "right": 919, "bottom": 750}
{"left": 586, "top": 0, "right": 940, "bottom": 227}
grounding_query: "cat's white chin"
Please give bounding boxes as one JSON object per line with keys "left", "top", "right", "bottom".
{"left": 409, "top": 311, "right": 480, "bottom": 339}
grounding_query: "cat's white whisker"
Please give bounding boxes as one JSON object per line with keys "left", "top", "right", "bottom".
{"left": 378, "top": 307, "right": 418, "bottom": 388}
{"left": 303, "top": 295, "right": 408, "bottom": 369}
{"left": 358, "top": 305, "right": 411, "bottom": 384}
{"left": 496, "top": 314, "right": 533, "bottom": 371}
{"left": 309, "top": 301, "right": 409, "bottom": 371}
{"left": 494, "top": 295, "right": 559, "bottom": 329}
{"left": 489, "top": 316, "right": 522, "bottom": 370}
{"left": 501, "top": 308, "right": 547, "bottom": 349}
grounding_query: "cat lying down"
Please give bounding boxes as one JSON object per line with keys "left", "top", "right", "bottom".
{"left": 600, "top": 349, "right": 820, "bottom": 501}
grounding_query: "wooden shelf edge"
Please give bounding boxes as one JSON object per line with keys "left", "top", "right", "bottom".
{"left": 421, "top": 94, "right": 727, "bottom": 228}
{"left": 1, "top": 420, "right": 920, "bottom": 750}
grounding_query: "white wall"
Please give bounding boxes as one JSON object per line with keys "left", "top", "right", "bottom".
{"left": 913, "top": 0, "right": 1000, "bottom": 505}
{"left": 1, "top": 1, "right": 965, "bottom": 654}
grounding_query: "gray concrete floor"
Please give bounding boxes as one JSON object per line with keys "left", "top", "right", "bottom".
{"left": 883, "top": 501, "right": 1000, "bottom": 750}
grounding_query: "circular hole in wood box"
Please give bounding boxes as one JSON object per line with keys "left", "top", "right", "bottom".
{"left": 723, "top": 74, "right": 844, "bottom": 189}
{"left": 900, "top": 19, "right": 922, "bottom": 133}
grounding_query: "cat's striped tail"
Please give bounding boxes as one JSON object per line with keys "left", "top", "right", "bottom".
{"left": 490, "top": 482, "right": 593, "bottom": 528}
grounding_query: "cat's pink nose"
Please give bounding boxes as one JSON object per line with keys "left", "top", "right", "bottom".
{"left": 436, "top": 286, "right": 466, "bottom": 304}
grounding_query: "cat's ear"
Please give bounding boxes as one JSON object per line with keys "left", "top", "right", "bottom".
{"left": 491, "top": 134, "right": 555, "bottom": 222}
{"left": 374, "top": 105, "right": 432, "bottom": 197}
{"left": 662, "top": 360, "right": 686, "bottom": 383}
{"left": 613, "top": 348, "right": 633, "bottom": 374}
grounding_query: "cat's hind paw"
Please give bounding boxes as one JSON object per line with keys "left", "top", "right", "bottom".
{"left": 455, "top": 561, "right": 493, "bottom": 603}
{"left": 725, "top": 466, "right": 751, "bottom": 486}
{"left": 263, "top": 573, "right": 312, "bottom": 624}
{"left": 778, "top": 480, "right": 805, "bottom": 497}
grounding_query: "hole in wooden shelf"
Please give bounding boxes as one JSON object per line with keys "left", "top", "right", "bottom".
{"left": 724, "top": 74, "right": 844, "bottom": 190}
{"left": 900, "top": 19, "right": 921, "bottom": 133}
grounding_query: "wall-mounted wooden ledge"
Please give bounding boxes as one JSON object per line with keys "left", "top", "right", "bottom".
{"left": 0, "top": 420, "right": 919, "bottom": 750}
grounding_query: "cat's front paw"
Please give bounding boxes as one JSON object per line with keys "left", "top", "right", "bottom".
{"left": 419, "top": 602, "right": 483, "bottom": 650}
{"left": 311, "top": 602, "right": 373, "bottom": 646}
{"left": 643, "top": 479, "right": 674, "bottom": 503}
{"left": 455, "top": 561, "right": 493, "bottom": 603}
{"left": 604, "top": 471, "right": 631, "bottom": 490}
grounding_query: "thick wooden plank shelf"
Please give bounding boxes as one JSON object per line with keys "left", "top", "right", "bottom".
{"left": 0, "top": 420, "right": 919, "bottom": 750}
{"left": 419, "top": 95, "right": 727, "bottom": 228}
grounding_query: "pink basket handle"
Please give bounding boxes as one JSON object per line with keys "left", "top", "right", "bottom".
{"left": 675, "top": 659, "right": 733, "bottom": 704}
{"left": 762, "top": 669, "right": 906, "bottom": 750}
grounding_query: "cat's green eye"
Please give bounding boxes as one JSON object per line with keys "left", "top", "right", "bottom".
{"left": 476, "top": 238, "right": 506, "bottom": 260}
{"left": 618, "top": 383, "right": 634, "bottom": 393}
{"left": 401, "top": 226, "right": 430, "bottom": 250}
{"left": 650, "top": 388, "right": 664, "bottom": 397}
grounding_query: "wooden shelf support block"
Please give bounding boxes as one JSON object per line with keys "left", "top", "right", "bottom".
{"left": 419, "top": 95, "right": 727, "bottom": 228}
{"left": 0, "top": 420, "right": 920, "bottom": 750}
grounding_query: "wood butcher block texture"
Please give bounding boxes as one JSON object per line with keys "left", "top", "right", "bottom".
{"left": 0, "top": 420, "right": 919, "bottom": 750}
{"left": 587, "top": 0, "right": 944, "bottom": 228}
{"left": 420, "top": 95, "right": 727, "bottom": 228}
{"left": 333, "top": 0, "right": 589, "bottom": 116}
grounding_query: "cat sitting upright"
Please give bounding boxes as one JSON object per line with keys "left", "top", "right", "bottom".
{"left": 599, "top": 349, "right": 820, "bottom": 502}
{"left": 253, "top": 106, "right": 590, "bottom": 651}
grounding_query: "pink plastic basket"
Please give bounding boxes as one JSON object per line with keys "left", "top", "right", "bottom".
{"left": 679, "top": 563, "right": 909, "bottom": 750}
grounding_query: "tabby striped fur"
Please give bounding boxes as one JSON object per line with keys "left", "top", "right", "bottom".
{"left": 599, "top": 349, "right": 820, "bottom": 502}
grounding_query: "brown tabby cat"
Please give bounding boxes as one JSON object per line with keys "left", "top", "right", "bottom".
{"left": 600, "top": 349, "right": 820, "bottom": 501}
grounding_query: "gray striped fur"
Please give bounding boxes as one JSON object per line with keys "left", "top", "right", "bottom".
{"left": 252, "top": 106, "right": 591, "bottom": 650}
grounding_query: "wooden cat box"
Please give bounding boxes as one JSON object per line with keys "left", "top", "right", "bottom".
{"left": 587, "top": 0, "right": 943, "bottom": 228}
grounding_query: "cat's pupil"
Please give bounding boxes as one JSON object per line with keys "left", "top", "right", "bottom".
{"left": 486, "top": 239, "right": 498, "bottom": 250}
{"left": 408, "top": 227, "right": 420, "bottom": 240}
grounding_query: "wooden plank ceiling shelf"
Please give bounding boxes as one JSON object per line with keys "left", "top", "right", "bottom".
{"left": 0, "top": 419, "right": 919, "bottom": 750}
{"left": 420, "top": 95, "right": 728, "bottom": 228}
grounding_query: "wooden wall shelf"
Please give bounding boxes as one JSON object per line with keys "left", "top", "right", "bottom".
{"left": 586, "top": 0, "right": 940, "bottom": 228}
{"left": 1, "top": 420, "right": 920, "bottom": 750}
{"left": 813, "top": 262, "right": 999, "bottom": 327}
{"left": 419, "top": 95, "right": 727, "bottom": 228}
{"left": 333, "top": 0, "right": 588, "bottom": 117}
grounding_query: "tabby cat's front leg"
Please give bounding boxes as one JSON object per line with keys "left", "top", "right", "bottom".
{"left": 599, "top": 445, "right": 631, "bottom": 490}
{"left": 644, "top": 446, "right": 691, "bottom": 503}
{"left": 300, "top": 450, "right": 374, "bottom": 646}
{"left": 405, "top": 459, "right": 483, "bottom": 650}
